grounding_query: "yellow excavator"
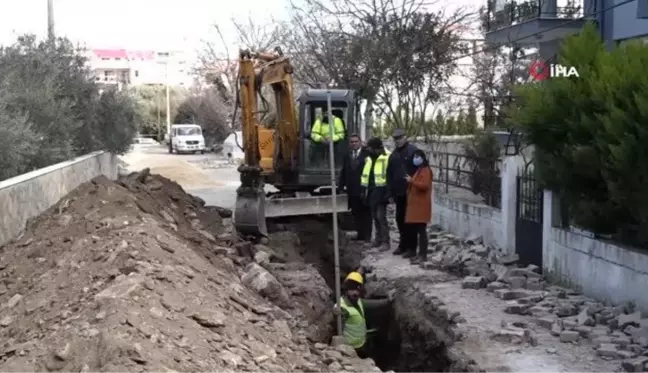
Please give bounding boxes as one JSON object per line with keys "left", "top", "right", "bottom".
{"left": 232, "top": 48, "right": 364, "bottom": 237}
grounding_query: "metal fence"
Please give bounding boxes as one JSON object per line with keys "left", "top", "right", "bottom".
{"left": 429, "top": 151, "right": 502, "bottom": 208}
{"left": 485, "top": 0, "right": 584, "bottom": 31}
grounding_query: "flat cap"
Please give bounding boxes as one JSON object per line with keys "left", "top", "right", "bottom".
{"left": 367, "top": 137, "right": 383, "bottom": 148}
{"left": 392, "top": 128, "right": 406, "bottom": 137}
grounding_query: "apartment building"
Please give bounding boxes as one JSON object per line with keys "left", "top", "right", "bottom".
{"left": 87, "top": 48, "right": 194, "bottom": 90}
{"left": 484, "top": 0, "right": 648, "bottom": 59}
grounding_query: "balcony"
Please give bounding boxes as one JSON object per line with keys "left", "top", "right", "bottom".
{"left": 91, "top": 58, "right": 130, "bottom": 70}
{"left": 484, "top": 0, "right": 593, "bottom": 45}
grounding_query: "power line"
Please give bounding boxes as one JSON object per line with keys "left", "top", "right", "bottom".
{"left": 445, "top": 0, "right": 634, "bottom": 64}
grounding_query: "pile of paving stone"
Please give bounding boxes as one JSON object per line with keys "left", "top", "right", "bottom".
{"left": 423, "top": 231, "right": 648, "bottom": 372}
{"left": 422, "top": 231, "right": 524, "bottom": 280}
{"left": 491, "top": 284, "right": 648, "bottom": 371}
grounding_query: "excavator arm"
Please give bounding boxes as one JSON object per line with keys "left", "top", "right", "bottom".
{"left": 234, "top": 48, "right": 299, "bottom": 237}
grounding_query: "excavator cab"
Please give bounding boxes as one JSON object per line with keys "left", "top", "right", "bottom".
{"left": 297, "top": 89, "right": 360, "bottom": 187}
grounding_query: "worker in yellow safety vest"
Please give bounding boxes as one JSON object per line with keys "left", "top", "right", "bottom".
{"left": 333, "top": 271, "right": 393, "bottom": 359}
{"left": 310, "top": 112, "right": 346, "bottom": 144}
{"left": 309, "top": 111, "right": 346, "bottom": 165}
{"left": 361, "top": 137, "right": 392, "bottom": 251}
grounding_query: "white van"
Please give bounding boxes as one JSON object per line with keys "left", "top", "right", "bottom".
{"left": 169, "top": 124, "right": 206, "bottom": 154}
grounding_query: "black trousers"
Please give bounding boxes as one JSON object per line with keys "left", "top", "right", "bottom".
{"left": 394, "top": 195, "right": 412, "bottom": 250}
{"left": 349, "top": 195, "right": 372, "bottom": 242}
{"left": 408, "top": 223, "right": 429, "bottom": 258}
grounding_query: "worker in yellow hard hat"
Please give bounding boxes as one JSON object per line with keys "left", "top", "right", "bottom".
{"left": 333, "top": 271, "right": 393, "bottom": 359}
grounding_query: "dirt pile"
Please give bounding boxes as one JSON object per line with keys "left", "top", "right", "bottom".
{"left": 0, "top": 170, "right": 380, "bottom": 372}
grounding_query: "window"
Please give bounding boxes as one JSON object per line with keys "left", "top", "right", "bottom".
{"left": 304, "top": 102, "right": 349, "bottom": 134}
{"left": 134, "top": 70, "right": 139, "bottom": 77}
{"left": 103, "top": 70, "right": 115, "bottom": 81}
{"left": 176, "top": 127, "right": 202, "bottom": 136}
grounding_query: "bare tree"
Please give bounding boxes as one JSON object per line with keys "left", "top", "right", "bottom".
{"left": 456, "top": 5, "right": 535, "bottom": 129}
{"left": 174, "top": 87, "right": 233, "bottom": 143}
{"left": 285, "top": 0, "right": 474, "bottom": 138}
{"left": 374, "top": 7, "right": 473, "bottom": 137}
{"left": 198, "top": 15, "right": 284, "bottom": 103}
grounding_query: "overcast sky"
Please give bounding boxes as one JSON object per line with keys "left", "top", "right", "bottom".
{"left": 0, "top": 0, "right": 480, "bottom": 61}
{"left": 0, "top": 0, "right": 287, "bottom": 58}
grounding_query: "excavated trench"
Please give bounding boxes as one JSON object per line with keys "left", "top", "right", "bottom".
{"left": 265, "top": 216, "right": 477, "bottom": 372}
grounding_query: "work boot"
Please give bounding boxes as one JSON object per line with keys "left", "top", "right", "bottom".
{"left": 402, "top": 251, "right": 415, "bottom": 259}
{"left": 410, "top": 255, "right": 423, "bottom": 265}
{"left": 392, "top": 247, "right": 405, "bottom": 255}
{"left": 352, "top": 233, "right": 365, "bottom": 241}
{"left": 379, "top": 243, "right": 391, "bottom": 252}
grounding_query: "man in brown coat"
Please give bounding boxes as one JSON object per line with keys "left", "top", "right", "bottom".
{"left": 404, "top": 149, "right": 433, "bottom": 264}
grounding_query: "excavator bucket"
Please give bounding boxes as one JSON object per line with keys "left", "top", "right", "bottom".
{"left": 233, "top": 192, "right": 350, "bottom": 237}
{"left": 234, "top": 190, "right": 268, "bottom": 237}
{"left": 265, "top": 194, "right": 349, "bottom": 218}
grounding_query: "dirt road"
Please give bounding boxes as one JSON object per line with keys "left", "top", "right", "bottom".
{"left": 121, "top": 145, "right": 242, "bottom": 209}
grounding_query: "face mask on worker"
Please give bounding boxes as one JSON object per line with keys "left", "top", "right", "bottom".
{"left": 413, "top": 156, "right": 423, "bottom": 166}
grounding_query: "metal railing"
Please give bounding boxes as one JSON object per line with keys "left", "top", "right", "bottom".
{"left": 430, "top": 151, "right": 502, "bottom": 208}
{"left": 485, "top": 0, "right": 585, "bottom": 31}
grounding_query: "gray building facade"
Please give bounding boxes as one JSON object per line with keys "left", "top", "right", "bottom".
{"left": 485, "top": 0, "right": 648, "bottom": 57}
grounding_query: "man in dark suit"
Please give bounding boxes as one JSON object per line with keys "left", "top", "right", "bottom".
{"left": 386, "top": 128, "right": 419, "bottom": 256}
{"left": 339, "top": 133, "right": 372, "bottom": 243}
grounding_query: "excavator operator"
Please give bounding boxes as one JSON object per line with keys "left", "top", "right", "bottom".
{"left": 310, "top": 109, "right": 346, "bottom": 164}
{"left": 333, "top": 271, "right": 393, "bottom": 359}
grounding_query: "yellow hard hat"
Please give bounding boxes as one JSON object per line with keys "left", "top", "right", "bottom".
{"left": 345, "top": 271, "right": 364, "bottom": 285}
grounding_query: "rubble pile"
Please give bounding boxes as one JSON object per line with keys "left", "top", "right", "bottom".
{"left": 422, "top": 230, "right": 648, "bottom": 372}
{"left": 422, "top": 230, "right": 523, "bottom": 282}
{"left": 0, "top": 170, "right": 379, "bottom": 372}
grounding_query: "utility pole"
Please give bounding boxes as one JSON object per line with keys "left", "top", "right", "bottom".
{"left": 165, "top": 61, "right": 171, "bottom": 137}
{"left": 47, "top": 0, "right": 55, "bottom": 40}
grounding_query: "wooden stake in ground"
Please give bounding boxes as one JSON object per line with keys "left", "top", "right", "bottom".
{"left": 326, "top": 90, "right": 343, "bottom": 336}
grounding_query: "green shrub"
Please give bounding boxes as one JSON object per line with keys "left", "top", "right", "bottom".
{"left": 463, "top": 130, "right": 501, "bottom": 207}
{"left": 510, "top": 22, "right": 648, "bottom": 247}
{"left": 0, "top": 35, "right": 139, "bottom": 181}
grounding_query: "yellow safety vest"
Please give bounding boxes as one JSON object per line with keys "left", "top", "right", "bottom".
{"left": 311, "top": 117, "right": 345, "bottom": 143}
{"left": 361, "top": 152, "right": 390, "bottom": 187}
{"left": 340, "top": 297, "right": 367, "bottom": 349}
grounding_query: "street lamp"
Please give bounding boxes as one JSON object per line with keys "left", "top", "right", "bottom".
{"left": 165, "top": 61, "right": 171, "bottom": 137}
{"left": 47, "top": 0, "right": 55, "bottom": 39}
{"left": 157, "top": 53, "right": 171, "bottom": 139}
